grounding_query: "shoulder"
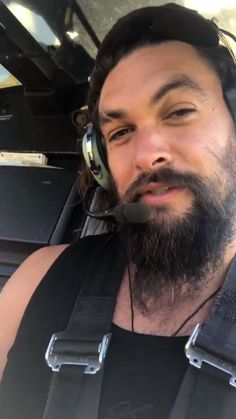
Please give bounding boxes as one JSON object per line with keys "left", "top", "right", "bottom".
{"left": 0, "top": 244, "right": 68, "bottom": 379}
{"left": 0, "top": 245, "right": 69, "bottom": 303}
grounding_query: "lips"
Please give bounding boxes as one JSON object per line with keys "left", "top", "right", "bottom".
{"left": 148, "top": 186, "right": 175, "bottom": 196}
{"left": 137, "top": 182, "right": 177, "bottom": 196}
{"left": 137, "top": 183, "right": 184, "bottom": 205}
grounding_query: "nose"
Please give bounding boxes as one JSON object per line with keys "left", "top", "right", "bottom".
{"left": 133, "top": 126, "right": 173, "bottom": 172}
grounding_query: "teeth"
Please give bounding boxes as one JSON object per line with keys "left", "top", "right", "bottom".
{"left": 151, "top": 187, "right": 171, "bottom": 195}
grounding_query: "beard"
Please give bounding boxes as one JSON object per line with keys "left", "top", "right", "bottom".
{"left": 110, "top": 166, "right": 236, "bottom": 313}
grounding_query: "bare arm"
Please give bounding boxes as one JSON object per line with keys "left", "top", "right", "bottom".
{"left": 0, "top": 244, "right": 68, "bottom": 380}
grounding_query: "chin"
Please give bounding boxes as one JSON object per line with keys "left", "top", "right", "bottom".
{"left": 150, "top": 205, "right": 191, "bottom": 226}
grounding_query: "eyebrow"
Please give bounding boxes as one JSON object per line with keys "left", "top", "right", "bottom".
{"left": 99, "top": 74, "right": 206, "bottom": 128}
{"left": 150, "top": 74, "right": 206, "bottom": 105}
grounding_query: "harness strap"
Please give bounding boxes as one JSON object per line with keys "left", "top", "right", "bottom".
{"left": 169, "top": 256, "right": 236, "bottom": 418}
{"left": 43, "top": 234, "right": 126, "bottom": 419}
{"left": 169, "top": 364, "right": 236, "bottom": 419}
{"left": 44, "top": 231, "right": 236, "bottom": 419}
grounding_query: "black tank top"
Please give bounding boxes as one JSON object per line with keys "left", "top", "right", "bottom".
{"left": 0, "top": 233, "right": 188, "bottom": 419}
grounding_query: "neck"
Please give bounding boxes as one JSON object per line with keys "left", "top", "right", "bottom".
{"left": 113, "top": 240, "right": 236, "bottom": 336}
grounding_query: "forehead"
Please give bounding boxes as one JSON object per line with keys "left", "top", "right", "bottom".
{"left": 99, "top": 41, "right": 221, "bottom": 111}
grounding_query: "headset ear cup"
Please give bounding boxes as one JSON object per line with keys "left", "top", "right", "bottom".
{"left": 82, "top": 124, "right": 111, "bottom": 190}
{"left": 225, "top": 88, "right": 236, "bottom": 122}
{"left": 96, "top": 133, "right": 108, "bottom": 168}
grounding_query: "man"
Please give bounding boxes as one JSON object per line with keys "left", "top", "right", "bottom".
{"left": 0, "top": 3, "right": 236, "bottom": 419}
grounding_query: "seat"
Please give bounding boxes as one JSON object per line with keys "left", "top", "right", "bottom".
{"left": 0, "top": 165, "right": 84, "bottom": 290}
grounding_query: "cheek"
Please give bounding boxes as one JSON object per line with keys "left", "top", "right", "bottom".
{"left": 108, "top": 147, "right": 134, "bottom": 197}
{"left": 172, "top": 124, "right": 215, "bottom": 176}
{"left": 174, "top": 118, "right": 233, "bottom": 186}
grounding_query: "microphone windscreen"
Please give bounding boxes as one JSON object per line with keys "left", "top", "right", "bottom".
{"left": 114, "top": 203, "right": 151, "bottom": 224}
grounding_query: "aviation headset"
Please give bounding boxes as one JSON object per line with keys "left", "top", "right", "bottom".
{"left": 81, "top": 4, "right": 236, "bottom": 192}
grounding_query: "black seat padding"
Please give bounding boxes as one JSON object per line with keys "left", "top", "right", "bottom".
{"left": 0, "top": 165, "right": 81, "bottom": 290}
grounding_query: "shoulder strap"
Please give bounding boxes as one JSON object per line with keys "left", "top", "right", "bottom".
{"left": 43, "top": 233, "right": 126, "bottom": 419}
{"left": 169, "top": 256, "right": 236, "bottom": 419}
{"left": 44, "top": 235, "right": 236, "bottom": 419}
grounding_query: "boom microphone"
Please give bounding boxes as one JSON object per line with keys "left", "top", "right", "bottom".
{"left": 86, "top": 202, "right": 151, "bottom": 224}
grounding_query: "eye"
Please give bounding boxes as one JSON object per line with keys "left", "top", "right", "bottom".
{"left": 109, "top": 126, "right": 134, "bottom": 142}
{"left": 165, "top": 107, "right": 196, "bottom": 120}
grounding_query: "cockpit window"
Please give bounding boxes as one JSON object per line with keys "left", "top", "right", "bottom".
{"left": 0, "top": 64, "right": 21, "bottom": 89}
{"left": 6, "top": 2, "right": 61, "bottom": 47}
{"left": 2, "top": 1, "right": 236, "bottom": 55}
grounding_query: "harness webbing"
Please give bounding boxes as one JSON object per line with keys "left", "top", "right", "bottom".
{"left": 43, "top": 233, "right": 126, "bottom": 419}
{"left": 44, "top": 235, "right": 236, "bottom": 419}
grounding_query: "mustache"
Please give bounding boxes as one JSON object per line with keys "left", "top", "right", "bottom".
{"left": 122, "top": 168, "right": 225, "bottom": 213}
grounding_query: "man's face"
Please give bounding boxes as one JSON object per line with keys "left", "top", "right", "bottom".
{"left": 98, "top": 41, "right": 236, "bottom": 309}
{"left": 99, "top": 41, "right": 235, "bottom": 218}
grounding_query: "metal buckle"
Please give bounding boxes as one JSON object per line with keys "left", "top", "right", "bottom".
{"left": 185, "top": 323, "right": 236, "bottom": 388}
{"left": 45, "top": 332, "right": 112, "bottom": 375}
